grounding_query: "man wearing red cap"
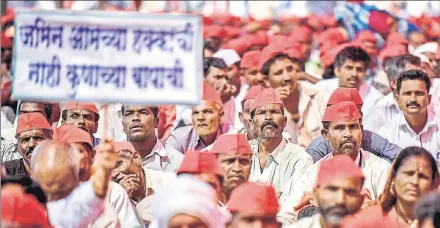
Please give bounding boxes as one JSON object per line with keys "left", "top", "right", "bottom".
{"left": 121, "top": 104, "right": 182, "bottom": 172}
{"left": 278, "top": 101, "right": 390, "bottom": 225}
{"left": 306, "top": 87, "right": 401, "bottom": 163}
{"left": 259, "top": 45, "right": 330, "bottom": 147}
{"left": 210, "top": 134, "right": 253, "bottom": 204}
{"left": 227, "top": 182, "right": 281, "bottom": 228}
{"left": 364, "top": 54, "right": 422, "bottom": 132}
{"left": 166, "top": 83, "right": 234, "bottom": 153}
{"left": 316, "top": 46, "right": 384, "bottom": 117}
{"left": 291, "top": 155, "right": 366, "bottom": 228}
{"left": 61, "top": 101, "right": 101, "bottom": 147}
{"left": 3, "top": 113, "right": 53, "bottom": 179}
{"left": 237, "top": 85, "right": 263, "bottom": 140}
{"left": 248, "top": 88, "right": 313, "bottom": 198}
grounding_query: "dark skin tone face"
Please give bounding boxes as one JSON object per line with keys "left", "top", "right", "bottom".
{"left": 322, "top": 119, "right": 363, "bottom": 160}
{"left": 122, "top": 105, "right": 157, "bottom": 141}
{"left": 168, "top": 214, "right": 208, "bottom": 228}
{"left": 267, "top": 57, "right": 297, "bottom": 92}
{"left": 242, "top": 68, "right": 266, "bottom": 87}
{"left": 239, "top": 99, "right": 257, "bottom": 140}
{"left": 17, "top": 129, "right": 51, "bottom": 166}
{"left": 63, "top": 109, "right": 98, "bottom": 136}
{"left": 232, "top": 212, "right": 280, "bottom": 228}
{"left": 334, "top": 60, "right": 367, "bottom": 89}
{"left": 253, "top": 104, "right": 286, "bottom": 139}
{"left": 217, "top": 153, "right": 251, "bottom": 197}
{"left": 71, "top": 142, "right": 93, "bottom": 182}
{"left": 396, "top": 80, "right": 431, "bottom": 116}
{"left": 112, "top": 150, "right": 146, "bottom": 201}
{"left": 315, "top": 177, "right": 364, "bottom": 226}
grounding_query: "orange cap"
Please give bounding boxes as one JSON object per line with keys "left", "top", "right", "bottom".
{"left": 202, "top": 83, "right": 223, "bottom": 106}
{"left": 252, "top": 88, "right": 283, "bottom": 111}
{"left": 240, "top": 50, "right": 261, "bottom": 69}
{"left": 327, "top": 88, "right": 363, "bottom": 105}
{"left": 177, "top": 150, "right": 224, "bottom": 176}
{"left": 16, "top": 113, "right": 52, "bottom": 136}
{"left": 210, "top": 134, "right": 253, "bottom": 155}
{"left": 63, "top": 102, "right": 99, "bottom": 114}
{"left": 53, "top": 125, "right": 92, "bottom": 147}
{"left": 322, "top": 101, "right": 361, "bottom": 122}
{"left": 316, "top": 154, "right": 364, "bottom": 187}
{"left": 227, "top": 182, "right": 279, "bottom": 214}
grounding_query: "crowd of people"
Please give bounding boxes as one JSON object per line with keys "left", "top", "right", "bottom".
{"left": 2, "top": 1, "right": 440, "bottom": 228}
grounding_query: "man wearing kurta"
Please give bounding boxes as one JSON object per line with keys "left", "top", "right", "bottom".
{"left": 278, "top": 101, "right": 390, "bottom": 225}
{"left": 290, "top": 155, "right": 366, "bottom": 228}
{"left": 259, "top": 44, "right": 329, "bottom": 148}
{"left": 247, "top": 88, "right": 313, "bottom": 199}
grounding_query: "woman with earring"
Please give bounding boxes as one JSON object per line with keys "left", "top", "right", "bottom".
{"left": 342, "top": 146, "right": 440, "bottom": 227}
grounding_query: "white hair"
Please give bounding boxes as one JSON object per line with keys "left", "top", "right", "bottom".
{"left": 31, "top": 141, "right": 81, "bottom": 180}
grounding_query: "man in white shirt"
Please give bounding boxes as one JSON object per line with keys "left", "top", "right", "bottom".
{"left": 278, "top": 101, "right": 390, "bottom": 225}
{"left": 248, "top": 88, "right": 313, "bottom": 198}
{"left": 364, "top": 54, "right": 423, "bottom": 132}
{"left": 378, "top": 70, "right": 440, "bottom": 160}
{"left": 121, "top": 104, "right": 183, "bottom": 172}
{"left": 316, "top": 46, "right": 383, "bottom": 117}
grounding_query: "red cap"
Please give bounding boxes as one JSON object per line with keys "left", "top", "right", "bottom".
{"left": 378, "top": 44, "right": 407, "bottom": 64}
{"left": 284, "top": 42, "right": 303, "bottom": 60}
{"left": 177, "top": 150, "right": 224, "bottom": 176}
{"left": 63, "top": 102, "right": 99, "bottom": 114}
{"left": 16, "top": 113, "right": 52, "bottom": 136}
{"left": 243, "top": 85, "right": 264, "bottom": 102}
{"left": 204, "top": 25, "right": 227, "bottom": 39}
{"left": 1, "top": 187, "right": 52, "bottom": 227}
{"left": 321, "top": 42, "right": 360, "bottom": 68}
{"left": 1, "top": 8, "right": 15, "bottom": 26}
{"left": 319, "top": 40, "right": 340, "bottom": 56}
{"left": 322, "top": 101, "right": 361, "bottom": 122}
{"left": 316, "top": 154, "right": 365, "bottom": 187}
{"left": 227, "top": 182, "right": 279, "bottom": 214}
{"left": 386, "top": 32, "right": 409, "bottom": 46}
{"left": 268, "top": 35, "right": 290, "bottom": 46}
{"left": 327, "top": 88, "right": 363, "bottom": 105}
{"left": 247, "top": 31, "right": 269, "bottom": 48}
{"left": 258, "top": 44, "right": 285, "bottom": 71}
{"left": 290, "top": 25, "right": 313, "bottom": 42}
{"left": 214, "top": 13, "right": 241, "bottom": 27}
{"left": 252, "top": 88, "right": 283, "bottom": 111}
{"left": 202, "top": 83, "right": 223, "bottom": 106}
{"left": 53, "top": 125, "right": 92, "bottom": 147}
{"left": 321, "top": 15, "right": 338, "bottom": 28}
{"left": 240, "top": 50, "right": 261, "bottom": 69}
{"left": 223, "top": 37, "right": 249, "bottom": 56}
{"left": 317, "top": 28, "right": 347, "bottom": 45}
{"left": 369, "top": 11, "right": 393, "bottom": 34}
{"left": 210, "top": 134, "right": 253, "bottom": 155}
{"left": 355, "top": 30, "right": 377, "bottom": 43}
{"left": 1, "top": 32, "right": 12, "bottom": 49}
{"left": 203, "top": 16, "right": 214, "bottom": 26}
{"left": 113, "top": 141, "right": 136, "bottom": 153}
{"left": 223, "top": 26, "right": 242, "bottom": 38}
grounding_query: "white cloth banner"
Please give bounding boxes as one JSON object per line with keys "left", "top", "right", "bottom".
{"left": 12, "top": 10, "right": 203, "bottom": 105}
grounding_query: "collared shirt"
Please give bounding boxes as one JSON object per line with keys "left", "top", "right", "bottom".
{"left": 165, "top": 124, "right": 234, "bottom": 153}
{"left": 306, "top": 130, "right": 401, "bottom": 163}
{"left": 315, "top": 78, "right": 384, "bottom": 117}
{"left": 141, "top": 137, "right": 183, "bottom": 172}
{"left": 248, "top": 138, "right": 313, "bottom": 199}
{"left": 363, "top": 93, "right": 400, "bottom": 132}
{"left": 378, "top": 111, "right": 440, "bottom": 160}
{"left": 47, "top": 180, "right": 105, "bottom": 228}
{"left": 278, "top": 150, "right": 390, "bottom": 225}
{"left": 286, "top": 213, "right": 322, "bottom": 228}
{"left": 284, "top": 83, "right": 330, "bottom": 148}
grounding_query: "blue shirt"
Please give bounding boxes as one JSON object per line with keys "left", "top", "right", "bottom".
{"left": 306, "top": 130, "right": 401, "bottom": 163}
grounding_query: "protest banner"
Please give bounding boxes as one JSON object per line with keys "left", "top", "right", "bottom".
{"left": 12, "top": 10, "right": 203, "bottom": 105}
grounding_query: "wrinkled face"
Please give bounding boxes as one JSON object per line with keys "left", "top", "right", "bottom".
{"left": 192, "top": 101, "right": 222, "bottom": 139}
{"left": 397, "top": 80, "right": 430, "bottom": 115}
{"left": 193, "top": 173, "right": 222, "bottom": 201}
{"left": 112, "top": 150, "right": 145, "bottom": 200}
{"left": 239, "top": 99, "right": 257, "bottom": 139}
{"left": 393, "top": 156, "right": 435, "bottom": 205}
{"left": 323, "top": 119, "right": 363, "bottom": 156}
{"left": 243, "top": 68, "right": 266, "bottom": 87}
{"left": 253, "top": 104, "right": 286, "bottom": 139}
{"left": 33, "top": 163, "right": 79, "bottom": 202}
{"left": 122, "top": 105, "right": 156, "bottom": 141}
{"left": 267, "top": 57, "right": 297, "bottom": 91}
{"left": 315, "top": 177, "right": 364, "bottom": 226}
{"left": 409, "top": 32, "right": 426, "bottom": 50}
{"left": 232, "top": 212, "right": 280, "bottom": 228}
{"left": 17, "top": 129, "right": 50, "bottom": 165}
{"left": 217, "top": 153, "right": 251, "bottom": 194}
{"left": 168, "top": 214, "right": 208, "bottom": 228}
{"left": 20, "top": 102, "right": 48, "bottom": 121}
{"left": 63, "top": 109, "right": 98, "bottom": 135}
{"left": 205, "top": 67, "right": 229, "bottom": 88}
{"left": 335, "top": 60, "right": 367, "bottom": 89}
{"left": 112, "top": 150, "right": 141, "bottom": 177}
{"left": 71, "top": 142, "right": 93, "bottom": 181}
